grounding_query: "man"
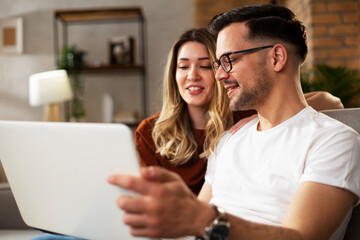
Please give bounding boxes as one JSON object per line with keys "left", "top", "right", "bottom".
{"left": 108, "top": 4, "right": 360, "bottom": 240}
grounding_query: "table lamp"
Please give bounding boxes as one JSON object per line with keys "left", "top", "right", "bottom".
{"left": 29, "top": 70, "right": 73, "bottom": 121}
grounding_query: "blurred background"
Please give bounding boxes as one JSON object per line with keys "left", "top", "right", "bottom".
{"left": 0, "top": 0, "right": 358, "bottom": 124}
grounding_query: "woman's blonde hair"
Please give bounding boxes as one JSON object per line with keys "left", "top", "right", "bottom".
{"left": 153, "top": 28, "right": 233, "bottom": 166}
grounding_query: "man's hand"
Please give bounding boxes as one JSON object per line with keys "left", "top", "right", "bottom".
{"left": 108, "top": 166, "right": 215, "bottom": 238}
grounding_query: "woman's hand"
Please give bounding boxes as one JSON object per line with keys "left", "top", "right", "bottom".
{"left": 229, "top": 114, "right": 257, "bottom": 134}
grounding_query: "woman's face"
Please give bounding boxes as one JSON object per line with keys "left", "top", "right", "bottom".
{"left": 176, "top": 41, "right": 215, "bottom": 111}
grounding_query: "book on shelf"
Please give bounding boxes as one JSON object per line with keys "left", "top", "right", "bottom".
{"left": 114, "top": 110, "right": 140, "bottom": 125}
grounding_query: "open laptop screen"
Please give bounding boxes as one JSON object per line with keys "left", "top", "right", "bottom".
{"left": 0, "top": 121, "right": 147, "bottom": 240}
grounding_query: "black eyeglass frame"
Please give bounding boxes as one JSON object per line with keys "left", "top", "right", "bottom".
{"left": 213, "top": 45, "right": 274, "bottom": 73}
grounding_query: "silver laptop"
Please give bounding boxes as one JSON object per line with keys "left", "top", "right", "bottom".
{"left": 0, "top": 120, "right": 148, "bottom": 240}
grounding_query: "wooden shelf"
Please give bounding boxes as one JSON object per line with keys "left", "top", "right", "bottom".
{"left": 117, "top": 122, "right": 141, "bottom": 128}
{"left": 54, "top": 7, "right": 148, "bottom": 119}
{"left": 55, "top": 8, "right": 143, "bottom": 23}
{"left": 79, "top": 64, "right": 144, "bottom": 74}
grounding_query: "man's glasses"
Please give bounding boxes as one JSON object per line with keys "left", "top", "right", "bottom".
{"left": 213, "top": 45, "right": 274, "bottom": 73}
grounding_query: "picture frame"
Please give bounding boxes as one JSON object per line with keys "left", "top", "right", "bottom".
{"left": 109, "top": 36, "right": 134, "bottom": 65}
{"left": 0, "top": 17, "right": 23, "bottom": 54}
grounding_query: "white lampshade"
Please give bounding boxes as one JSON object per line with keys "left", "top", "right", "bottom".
{"left": 29, "top": 70, "right": 73, "bottom": 106}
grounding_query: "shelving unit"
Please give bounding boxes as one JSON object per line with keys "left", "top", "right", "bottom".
{"left": 53, "top": 7, "right": 147, "bottom": 122}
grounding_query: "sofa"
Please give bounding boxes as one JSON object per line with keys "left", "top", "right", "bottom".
{"left": 0, "top": 108, "right": 359, "bottom": 240}
{"left": 0, "top": 161, "right": 42, "bottom": 239}
{"left": 321, "top": 108, "right": 360, "bottom": 240}
{"left": 0, "top": 182, "right": 42, "bottom": 239}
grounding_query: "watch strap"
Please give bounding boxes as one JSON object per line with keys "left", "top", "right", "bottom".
{"left": 197, "top": 204, "right": 229, "bottom": 240}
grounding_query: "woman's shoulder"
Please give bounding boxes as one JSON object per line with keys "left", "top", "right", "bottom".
{"left": 136, "top": 112, "right": 160, "bottom": 134}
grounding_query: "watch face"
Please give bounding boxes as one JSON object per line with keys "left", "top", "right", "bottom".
{"left": 209, "top": 223, "right": 229, "bottom": 240}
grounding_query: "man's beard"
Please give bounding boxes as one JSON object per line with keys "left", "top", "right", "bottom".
{"left": 229, "top": 61, "right": 273, "bottom": 111}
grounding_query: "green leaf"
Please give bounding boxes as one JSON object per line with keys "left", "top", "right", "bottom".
{"left": 301, "top": 64, "right": 360, "bottom": 107}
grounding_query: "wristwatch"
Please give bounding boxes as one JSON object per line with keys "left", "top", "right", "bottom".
{"left": 201, "top": 205, "right": 230, "bottom": 240}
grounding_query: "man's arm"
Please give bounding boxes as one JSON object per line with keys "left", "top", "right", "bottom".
{"left": 197, "top": 181, "right": 212, "bottom": 202}
{"left": 223, "top": 181, "right": 356, "bottom": 240}
{"left": 108, "top": 166, "right": 356, "bottom": 240}
{"left": 282, "top": 181, "right": 356, "bottom": 240}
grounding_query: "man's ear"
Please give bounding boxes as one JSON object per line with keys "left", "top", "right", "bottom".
{"left": 271, "top": 44, "right": 287, "bottom": 72}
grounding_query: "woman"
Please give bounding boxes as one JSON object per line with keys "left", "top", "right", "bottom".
{"left": 135, "top": 28, "right": 343, "bottom": 195}
{"left": 32, "top": 28, "right": 228, "bottom": 240}
{"left": 136, "top": 28, "right": 247, "bottom": 195}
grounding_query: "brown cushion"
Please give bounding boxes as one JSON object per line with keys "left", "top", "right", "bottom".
{"left": 0, "top": 183, "right": 30, "bottom": 229}
{"left": 0, "top": 161, "right": 8, "bottom": 183}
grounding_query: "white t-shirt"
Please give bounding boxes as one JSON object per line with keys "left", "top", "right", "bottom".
{"left": 205, "top": 106, "right": 360, "bottom": 240}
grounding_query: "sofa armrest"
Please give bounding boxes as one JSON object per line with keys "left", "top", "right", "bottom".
{"left": 0, "top": 183, "right": 31, "bottom": 229}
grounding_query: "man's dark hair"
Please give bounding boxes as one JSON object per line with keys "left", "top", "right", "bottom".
{"left": 209, "top": 4, "right": 308, "bottom": 63}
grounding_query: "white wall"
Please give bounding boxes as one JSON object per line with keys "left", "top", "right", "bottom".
{"left": 0, "top": 0, "right": 194, "bottom": 121}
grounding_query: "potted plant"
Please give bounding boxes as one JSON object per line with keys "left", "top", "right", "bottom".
{"left": 301, "top": 64, "right": 360, "bottom": 107}
{"left": 57, "top": 45, "right": 86, "bottom": 121}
